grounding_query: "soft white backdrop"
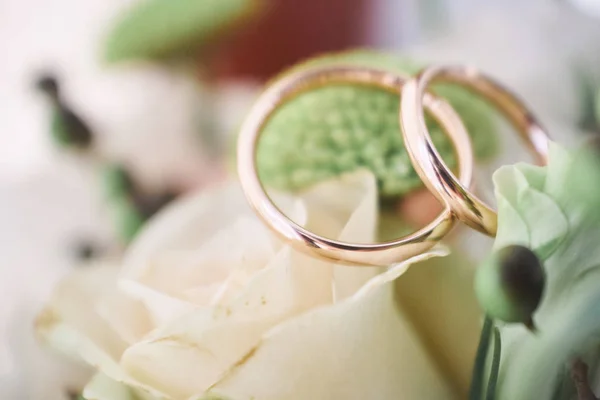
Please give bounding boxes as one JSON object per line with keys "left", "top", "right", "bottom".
{"left": 1, "top": 0, "right": 600, "bottom": 398}
{"left": 0, "top": 0, "right": 242, "bottom": 398}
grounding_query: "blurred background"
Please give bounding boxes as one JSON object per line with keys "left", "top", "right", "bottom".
{"left": 1, "top": 0, "right": 600, "bottom": 398}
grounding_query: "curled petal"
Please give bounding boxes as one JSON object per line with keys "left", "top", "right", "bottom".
{"left": 209, "top": 251, "right": 455, "bottom": 400}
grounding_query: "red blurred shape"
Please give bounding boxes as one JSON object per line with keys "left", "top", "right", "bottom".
{"left": 210, "top": 0, "right": 374, "bottom": 82}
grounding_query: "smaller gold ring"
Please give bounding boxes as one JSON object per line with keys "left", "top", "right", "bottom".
{"left": 400, "top": 65, "right": 551, "bottom": 237}
{"left": 237, "top": 65, "right": 474, "bottom": 266}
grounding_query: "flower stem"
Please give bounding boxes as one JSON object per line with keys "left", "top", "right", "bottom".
{"left": 469, "top": 316, "right": 494, "bottom": 400}
{"left": 571, "top": 358, "right": 599, "bottom": 400}
{"left": 485, "top": 327, "right": 502, "bottom": 400}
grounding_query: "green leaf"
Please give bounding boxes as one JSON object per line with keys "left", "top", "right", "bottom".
{"left": 102, "top": 164, "right": 135, "bottom": 199}
{"left": 486, "top": 327, "right": 502, "bottom": 400}
{"left": 491, "top": 142, "right": 600, "bottom": 399}
{"left": 112, "top": 197, "right": 146, "bottom": 243}
{"left": 574, "top": 68, "right": 599, "bottom": 132}
{"left": 104, "top": 0, "right": 260, "bottom": 63}
{"left": 469, "top": 317, "right": 494, "bottom": 400}
{"left": 256, "top": 50, "right": 500, "bottom": 199}
{"left": 499, "top": 281, "right": 600, "bottom": 400}
{"left": 50, "top": 108, "right": 71, "bottom": 147}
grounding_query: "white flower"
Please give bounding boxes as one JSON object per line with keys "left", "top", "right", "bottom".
{"left": 37, "top": 171, "right": 481, "bottom": 400}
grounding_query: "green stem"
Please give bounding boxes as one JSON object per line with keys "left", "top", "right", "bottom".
{"left": 486, "top": 327, "right": 502, "bottom": 400}
{"left": 572, "top": 359, "right": 599, "bottom": 400}
{"left": 469, "top": 316, "right": 494, "bottom": 400}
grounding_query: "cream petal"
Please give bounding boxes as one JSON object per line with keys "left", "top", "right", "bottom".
{"left": 127, "top": 216, "right": 275, "bottom": 304}
{"left": 200, "top": 215, "right": 291, "bottom": 305}
{"left": 329, "top": 171, "right": 383, "bottom": 300}
{"left": 393, "top": 250, "right": 482, "bottom": 397}
{"left": 353, "top": 247, "right": 449, "bottom": 298}
{"left": 281, "top": 170, "right": 383, "bottom": 302}
{"left": 119, "top": 280, "right": 197, "bottom": 328}
{"left": 108, "top": 170, "right": 434, "bottom": 400}
{"left": 122, "top": 251, "right": 449, "bottom": 400}
{"left": 121, "top": 314, "right": 285, "bottom": 399}
{"left": 123, "top": 180, "right": 303, "bottom": 285}
{"left": 294, "top": 170, "right": 375, "bottom": 239}
{"left": 184, "top": 282, "right": 228, "bottom": 306}
{"left": 37, "top": 318, "right": 124, "bottom": 382}
{"left": 120, "top": 244, "right": 337, "bottom": 398}
{"left": 121, "top": 182, "right": 251, "bottom": 282}
{"left": 36, "top": 265, "right": 129, "bottom": 361}
{"left": 84, "top": 373, "right": 168, "bottom": 400}
{"left": 83, "top": 373, "right": 137, "bottom": 400}
{"left": 36, "top": 311, "right": 166, "bottom": 399}
{"left": 95, "top": 289, "right": 154, "bottom": 345}
{"left": 119, "top": 201, "right": 305, "bottom": 326}
{"left": 207, "top": 252, "right": 456, "bottom": 400}
{"left": 120, "top": 171, "right": 395, "bottom": 399}
{"left": 119, "top": 181, "right": 305, "bottom": 323}
{"left": 35, "top": 265, "right": 168, "bottom": 399}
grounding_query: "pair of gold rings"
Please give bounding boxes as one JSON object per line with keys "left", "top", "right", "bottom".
{"left": 237, "top": 64, "right": 551, "bottom": 267}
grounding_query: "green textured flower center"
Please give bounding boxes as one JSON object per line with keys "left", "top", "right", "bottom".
{"left": 256, "top": 51, "right": 499, "bottom": 198}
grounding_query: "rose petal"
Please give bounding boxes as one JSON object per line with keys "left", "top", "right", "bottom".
{"left": 118, "top": 280, "right": 196, "bottom": 330}
{"left": 121, "top": 250, "right": 449, "bottom": 399}
{"left": 84, "top": 373, "right": 167, "bottom": 400}
{"left": 119, "top": 181, "right": 303, "bottom": 326}
{"left": 36, "top": 265, "right": 129, "bottom": 361}
{"left": 206, "top": 251, "right": 457, "bottom": 400}
{"left": 95, "top": 289, "right": 153, "bottom": 345}
{"left": 83, "top": 373, "right": 137, "bottom": 400}
{"left": 393, "top": 250, "right": 482, "bottom": 397}
{"left": 120, "top": 172, "right": 382, "bottom": 398}
{"left": 329, "top": 170, "right": 383, "bottom": 300}
{"left": 121, "top": 182, "right": 251, "bottom": 282}
{"left": 120, "top": 245, "right": 335, "bottom": 398}
{"left": 35, "top": 264, "right": 167, "bottom": 399}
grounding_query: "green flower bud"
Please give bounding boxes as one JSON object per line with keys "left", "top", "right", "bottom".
{"left": 36, "top": 74, "right": 94, "bottom": 150}
{"left": 50, "top": 106, "right": 94, "bottom": 150}
{"left": 102, "top": 164, "right": 136, "bottom": 199}
{"left": 475, "top": 245, "right": 546, "bottom": 328}
{"left": 112, "top": 197, "right": 146, "bottom": 243}
{"left": 256, "top": 50, "right": 499, "bottom": 199}
{"left": 35, "top": 74, "right": 60, "bottom": 100}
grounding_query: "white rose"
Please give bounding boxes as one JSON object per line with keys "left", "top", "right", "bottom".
{"left": 36, "top": 171, "right": 481, "bottom": 400}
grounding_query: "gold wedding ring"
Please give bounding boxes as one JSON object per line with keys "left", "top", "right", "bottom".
{"left": 400, "top": 65, "right": 551, "bottom": 236}
{"left": 237, "top": 65, "right": 473, "bottom": 266}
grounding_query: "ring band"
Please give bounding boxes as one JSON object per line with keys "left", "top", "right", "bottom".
{"left": 237, "top": 65, "right": 474, "bottom": 266}
{"left": 400, "top": 65, "right": 551, "bottom": 237}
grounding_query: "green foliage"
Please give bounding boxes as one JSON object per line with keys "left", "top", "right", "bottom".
{"left": 50, "top": 107, "right": 93, "bottom": 150}
{"left": 470, "top": 317, "right": 495, "bottom": 400}
{"left": 102, "top": 164, "right": 135, "bottom": 199}
{"left": 596, "top": 87, "right": 600, "bottom": 130}
{"left": 491, "top": 143, "right": 600, "bottom": 399}
{"left": 257, "top": 50, "right": 499, "bottom": 198}
{"left": 475, "top": 245, "right": 545, "bottom": 326}
{"left": 101, "top": 164, "right": 144, "bottom": 242}
{"left": 104, "top": 0, "right": 259, "bottom": 62}
{"left": 50, "top": 108, "right": 71, "bottom": 146}
{"left": 112, "top": 197, "right": 146, "bottom": 243}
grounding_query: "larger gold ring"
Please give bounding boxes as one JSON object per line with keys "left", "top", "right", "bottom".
{"left": 400, "top": 65, "right": 551, "bottom": 237}
{"left": 237, "top": 65, "right": 474, "bottom": 266}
